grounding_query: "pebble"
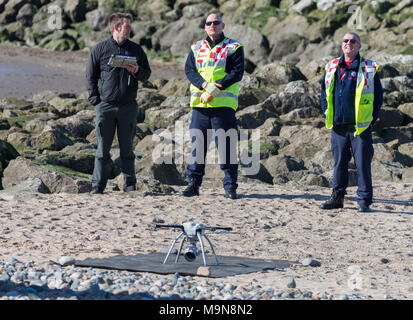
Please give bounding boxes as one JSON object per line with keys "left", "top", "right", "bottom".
{"left": 59, "top": 256, "right": 76, "bottom": 266}
{"left": 302, "top": 258, "right": 321, "bottom": 267}
{"left": 286, "top": 277, "right": 296, "bottom": 288}
{"left": 0, "top": 257, "right": 383, "bottom": 300}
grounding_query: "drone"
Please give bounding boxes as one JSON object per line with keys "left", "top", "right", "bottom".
{"left": 155, "top": 221, "right": 232, "bottom": 266}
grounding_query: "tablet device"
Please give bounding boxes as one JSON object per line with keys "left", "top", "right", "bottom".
{"left": 107, "top": 54, "right": 137, "bottom": 68}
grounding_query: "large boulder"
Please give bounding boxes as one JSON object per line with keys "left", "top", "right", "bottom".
{"left": 0, "top": 139, "right": 20, "bottom": 181}
{"left": 2, "top": 157, "right": 91, "bottom": 193}
{"left": 16, "top": 3, "right": 37, "bottom": 27}
{"left": 85, "top": 7, "right": 109, "bottom": 31}
{"left": 253, "top": 63, "right": 307, "bottom": 87}
{"left": 261, "top": 80, "right": 320, "bottom": 116}
{"left": 34, "top": 126, "right": 74, "bottom": 152}
{"left": 64, "top": 0, "right": 86, "bottom": 23}
{"left": 224, "top": 24, "right": 269, "bottom": 66}
{"left": 151, "top": 17, "right": 205, "bottom": 57}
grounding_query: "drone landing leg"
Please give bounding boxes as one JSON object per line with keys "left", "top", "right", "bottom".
{"left": 197, "top": 231, "right": 208, "bottom": 266}
{"left": 204, "top": 234, "right": 219, "bottom": 265}
{"left": 175, "top": 236, "right": 186, "bottom": 263}
{"left": 163, "top": 231, "right": 184, "bottom": 264}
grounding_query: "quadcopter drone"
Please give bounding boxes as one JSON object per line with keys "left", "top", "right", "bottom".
{"left": 155, "top": 221, "right": 232, "bottom": 266}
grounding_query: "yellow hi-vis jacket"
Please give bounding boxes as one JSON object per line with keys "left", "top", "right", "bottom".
{"left": 324, "top": 56, "right": 380, "bottom": 136}
{"left": 190, "top": 37, "right": 243, "bottom": 111}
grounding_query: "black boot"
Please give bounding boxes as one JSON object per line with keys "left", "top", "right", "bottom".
{"left": 181, "top": 177, "right": 200, "bottom": 197}
{"left": 320, "top": 190, "right": 344, "bottom": 209}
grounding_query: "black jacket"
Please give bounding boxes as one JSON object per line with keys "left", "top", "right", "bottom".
{"left": 185, "top": 33, "right": 244, "bottom": 90}
{"left": 86, "top": 37, "right": 151, "bottom": 105}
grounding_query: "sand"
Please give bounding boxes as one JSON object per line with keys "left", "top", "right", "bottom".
{"left": 0, "top": 181, "right": 412, "bottom": 299}
{"left": 0, "top": 44, "right": 185, "bottom": 99}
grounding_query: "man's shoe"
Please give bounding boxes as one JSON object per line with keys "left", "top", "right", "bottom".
{"left": 224, "top": 189, "right": 238, "bottom": 200}
{"left": 320, "top": 190, "right": 344, "bottom": 209}
{"left": 124, "top": 185, "right": 136, "bottom": 192}
{"left": 358, "top": 203, "right": 371, "bottom": 212}
{"left": 181, "top": 178, "right": 200, "bottom": 197}
{"left": 90, "top": 186, "right": 104, "bottom": 194}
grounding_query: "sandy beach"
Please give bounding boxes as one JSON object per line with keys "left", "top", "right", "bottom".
{"left": 0, "top": 180, "right": 412, "bottom": 300}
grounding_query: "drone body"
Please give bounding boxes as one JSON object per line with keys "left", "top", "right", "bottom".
{"left": 155, "top": 221, "right": 232, "bottom": 266}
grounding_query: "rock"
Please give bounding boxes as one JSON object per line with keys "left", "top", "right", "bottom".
{"left": 302, "top": 258, "right": 321, "bottom": 267}
{"left": 151, "top": 18, "right": 205, "bottom": 57}
{"left": 197, "top": 266, "right": 211, "bottom": 277}
{"left": 224, "top": 24, "right": 269, "bottom": 66}
{"left": 375, "top": 107, "right": 406, "bottom": 128}
{"left": 254, "top": 64, "right": 307, "bottom": 88}
{"left": 381, "top": 124, "right": 413, "bottom": 144}
{"left": 402, "top": 167, "right": 413, "bottom": 183}
{"left": 286, "top": 277, "right": 296, "bottom": 288}
{"left": 158, "top": 78, "right": 190, "bottom": 97}
{"left": 85, "top": 7, "right": 109, "bottom": 31}
{"left": 398, "top": 103, "right": 413, "bottom": 119}
{"left": 34, "top": 127, "right": 74, "bottom": 152}
{"left": 64, "top": 0, "right": 86, "bottom": 23}
{"left": 16, "top": 3, "right": 36, "bottom": 27}
{"left": 291, "top": 0, "right": 317, "bottom": 14}
{"left": 380, "top": 258, "right": 390, "bottom": 264}
{"left": 236, "top": 103, "right": 275, "bottom": 129}
{"left": 59, "top": 256, "right": 76, "bottom": 266}
{"left": 2, "top": 157, "right": 92, "bottom": 193}
{"left": 1, "top": 177, "right": 50, "bottom": 194}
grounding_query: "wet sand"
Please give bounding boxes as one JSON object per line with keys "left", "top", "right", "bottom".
{"left": 0, "top": 44, "right": 185, "bottom": 99}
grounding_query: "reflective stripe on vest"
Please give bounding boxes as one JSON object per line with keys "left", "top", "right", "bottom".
{"left": 324, "top": 56, "right": 379, "bottom": 136}
{"left": 190, "top": 37, "right": 243, "bottom": 110}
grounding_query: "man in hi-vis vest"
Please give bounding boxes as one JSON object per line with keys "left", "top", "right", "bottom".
{"left": 181, "top": 13, "right": 244, "bottom": 199}
{"left": 320, "top": 32, "right": 383, "bottom": 212}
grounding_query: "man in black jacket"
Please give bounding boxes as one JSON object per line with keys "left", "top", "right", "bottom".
{"left": 86, "top": 13, "right": 151, "bottom": 194}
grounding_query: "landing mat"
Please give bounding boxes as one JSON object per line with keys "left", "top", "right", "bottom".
{"left": 75, "top": 252, "right": 295, "bottom": 278}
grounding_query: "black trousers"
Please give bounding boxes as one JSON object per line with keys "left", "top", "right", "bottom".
{"left": 186, "top": 107, "right": 238, "bottom": 190}
{"left": 331, "top": 125, "right": 374, "bottom": 205}
{"left": 92, "top": 101, "right": 137, "bottom": 190}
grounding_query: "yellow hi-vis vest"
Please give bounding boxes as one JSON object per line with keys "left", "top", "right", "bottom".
{"left": 324, "top": 56, "right": 379, "bottom": 136}
{"left": 190, "top": 37, "right": 243, "bottom": 111}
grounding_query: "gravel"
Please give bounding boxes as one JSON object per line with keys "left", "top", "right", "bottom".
{"left": 0, "top": 257, "right": 373, "bottom": 300}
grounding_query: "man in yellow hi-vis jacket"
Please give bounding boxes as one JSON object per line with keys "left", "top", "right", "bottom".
{"left": 181, "top": 13, "right": 244, "bottom": 199}
{"left": 320, "top": 32, "right": 383, "bottom": 212}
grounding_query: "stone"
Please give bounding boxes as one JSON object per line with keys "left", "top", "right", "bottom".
{"left": 286, "top": 277, "right": 296, "bottom": 288}
{"left": 302, "top": 258, "right": 321, "bottom": 267}
{"left": 197, "top": 266, "right": 211, "bottom": 277}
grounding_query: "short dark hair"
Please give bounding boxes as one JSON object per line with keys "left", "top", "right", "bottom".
{"left": 109, "top": 13, "right": 132, "bottom": 33}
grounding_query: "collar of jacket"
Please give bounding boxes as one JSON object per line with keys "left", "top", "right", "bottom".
{"left": 206, "top": 33, "right": 226, "bottom": 47}
{"left": 338, "top": 52, "right": 360, "bottom": 69}
{"left": 110, "top": 36, "right": 130, "bottom": 47}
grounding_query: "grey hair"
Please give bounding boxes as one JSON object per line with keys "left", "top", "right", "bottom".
{"left": 344, "top": 32, "right": 361, "bottom": 44}
{"left": 206, "top": 13, "right": 223, "bottom": 23}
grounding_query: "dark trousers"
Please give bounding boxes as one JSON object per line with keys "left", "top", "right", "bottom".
{"left": 92, "top": 101, "right": 137, "bottom": 189}
{"left": 186, "top": 107, "right": 238, "bottom": 190}
{"left": 331, "top": 125, "right": 374, "bottom": 205}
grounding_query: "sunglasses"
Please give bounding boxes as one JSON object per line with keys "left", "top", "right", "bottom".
{"left": 205, "top": 20, "right": 221, "bottom": 26}
{"left": 343, "top": 39, "right": 358, "bottom": 44}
